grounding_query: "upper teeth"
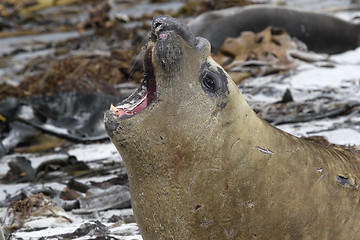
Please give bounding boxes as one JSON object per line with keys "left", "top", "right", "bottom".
{"left": 117, "top": 93, "right": 148, "bottom": 111}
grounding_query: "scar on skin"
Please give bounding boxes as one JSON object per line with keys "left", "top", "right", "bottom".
{"left": 286, "top": 147, "right": 300, "bottom": 153}
{"left": 201, "top": 221, "right": 213, "bottom": 226}
{"left": 336, "top": 175, "right": 357, "bottom": 189}
{"left": 194, "top": 204, "right": 202, "bottom": 211}
{"left": 317, "top": 174, "right": 324, "bottom": 183}
{"left": 255, "top": 146, "right": 274, "bottom": 155}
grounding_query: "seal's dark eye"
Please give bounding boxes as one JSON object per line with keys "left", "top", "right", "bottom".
{"left": 203, "top": 75, "right": 216, "bottom": 91}
{"left": 201, "top": 72, "right": 219, "bottom": 93}
{"left": 200, "top": 63, "right": 228, "bottom": 98}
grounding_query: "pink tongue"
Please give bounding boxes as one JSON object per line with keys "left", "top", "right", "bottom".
{"left": 132, "top": 96, "right": 151, "bottom": 114}
{"left": 117, "top": 93, "right": 151, "bottom": 117}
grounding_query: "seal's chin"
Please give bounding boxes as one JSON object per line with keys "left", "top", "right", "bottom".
{"left": 112, "top": 49, "right": 156, "bottom": 118}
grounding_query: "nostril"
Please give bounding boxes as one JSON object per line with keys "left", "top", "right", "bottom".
{"left": 153, "top": 21, "right": 163, "bottom": 34}
{"left": 154, "top": 22, "right": 162, "bottom": 29}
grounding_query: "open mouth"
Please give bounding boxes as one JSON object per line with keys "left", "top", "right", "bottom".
{"left": 112, "top": 49, "right": 156, "bottom": 118}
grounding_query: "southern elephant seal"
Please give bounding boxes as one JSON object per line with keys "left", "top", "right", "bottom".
{"left": 189, "top": 5, "right": 360, "bottom": 54}
{"left": 104, "top": 16, "right": 360, "bottom": 239}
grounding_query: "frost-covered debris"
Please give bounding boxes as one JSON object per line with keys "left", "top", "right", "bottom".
{"left": 6, "top": 211, "right": 142, "bottom": 240}
{"left": 0, "top": 142, "right": 142, "bottom": 239}
{"left": 2, "top": 193, "right": 72, "bottom": 231}
{"left": 278, "top": 116, "right": 360, "bottom": 147}
{"left": 240, "top": 45, "right": 360, "bottom": 147}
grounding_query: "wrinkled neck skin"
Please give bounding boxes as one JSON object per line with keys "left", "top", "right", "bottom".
{"left": 106, "top": 21, "right": 360, "bottom": 240}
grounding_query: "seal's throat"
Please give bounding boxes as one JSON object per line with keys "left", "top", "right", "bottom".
{"left": 113, "top": 50, "right": 156, "bottom": 118}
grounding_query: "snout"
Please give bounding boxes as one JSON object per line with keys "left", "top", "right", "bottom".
{"left": 152, "top": 15, "right": 197, "bottom": 47}
{"left": 152, "top": 15, "right": 210, "bottom": 53}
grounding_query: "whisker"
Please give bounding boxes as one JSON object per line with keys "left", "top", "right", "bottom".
{"left": 127, "top": 34, "right": 152, "bottom": 82}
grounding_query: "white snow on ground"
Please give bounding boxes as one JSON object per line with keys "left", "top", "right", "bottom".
{"left": 278, "top": 121, "right": 360, "bottom": 146}
{"left": 289, "top": 65, "right": 360, "bottom": 90}
{"left": 67, "top": 142, "right": 121, "bottom": 162}
{"left": 332, "top": 46, "right": 360, "bottom": 64}
{"left": 317, "top": 129, "right": 360, "bottom": 146}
